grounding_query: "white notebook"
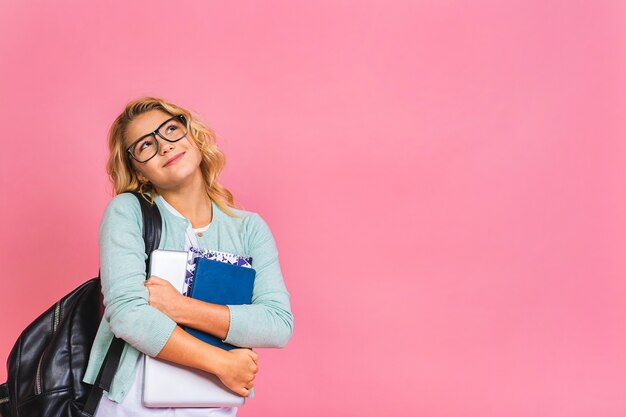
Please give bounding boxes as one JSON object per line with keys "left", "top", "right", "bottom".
{"left": 143, "top": 249, "right": 246, "bottom": 408}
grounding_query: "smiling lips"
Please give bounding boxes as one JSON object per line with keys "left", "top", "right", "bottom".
{"left": 163, "top": 152, "right": 185, "bottom": 167}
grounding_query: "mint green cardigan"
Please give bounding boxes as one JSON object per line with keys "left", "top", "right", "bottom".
{"left": 83, "top": 193, "right": 293, "bottom": 402}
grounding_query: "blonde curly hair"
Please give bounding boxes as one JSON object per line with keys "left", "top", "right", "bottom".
{"left": 107, "top": 97, "right": 237, "bottom": 216}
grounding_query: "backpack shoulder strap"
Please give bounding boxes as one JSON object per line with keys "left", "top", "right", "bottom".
{"left": 132, "top": 192, "right": 162, "bottom": 272}
{"left": 82, "top": 192, "right": 162, "bottom": 416}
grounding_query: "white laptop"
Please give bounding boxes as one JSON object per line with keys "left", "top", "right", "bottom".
{"left": 143, "top": 250, "right": 246, "bottom": 408}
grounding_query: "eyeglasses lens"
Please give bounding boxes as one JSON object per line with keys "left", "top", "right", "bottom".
{"left": 131, "top": 117, "right": 187, "bottom": 162}
{"left": 158, "top": 118, "right": 187, "bottom": 142}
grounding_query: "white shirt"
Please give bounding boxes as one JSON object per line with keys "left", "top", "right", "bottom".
{"left": 158, "top": 195, "right": 212, "bottom": 251}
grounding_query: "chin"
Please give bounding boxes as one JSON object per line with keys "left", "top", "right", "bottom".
{"left": 157, "top": 167, "right": 203, "bottom": 190}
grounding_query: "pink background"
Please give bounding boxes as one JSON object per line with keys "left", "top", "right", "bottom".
{"left": 1, "top": 1, "right": 625, "bottom": 416}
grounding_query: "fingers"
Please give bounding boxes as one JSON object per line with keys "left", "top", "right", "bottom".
{"left": 247, "top": 353, "right": 259, "bottom": 374}
{"left": 250, "top": 350, "right": 259, "bottom": 374}
{"left": 242, "top": 358, "right": 258, "bottom": 396}
{"left": 237, "top": 379, "right": 254, "bottom": 397}
{"left": 221, "top": 349, "right": 259, "bottom": 397}
{"left": 239, "top": 380, "right": 255, "bottom": 396}
{"left": 145, "top": 276, "right": 165, "bottom": 285}
{"left": 145, "top": 285, "right": 151, "bottom": 304}
{"left": 228, "top": 377, "right": 255, "bottom": 397}
{"left": 248, "top": 349, "right": 259, "bottom": 364}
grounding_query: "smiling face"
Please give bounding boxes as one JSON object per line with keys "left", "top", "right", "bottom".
{"left": 125, "top": 110, "right": 204, "bottom": 192}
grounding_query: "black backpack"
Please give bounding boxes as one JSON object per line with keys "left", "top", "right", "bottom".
{"left": 0, "top": 192, "right": 162, "bottom": 417}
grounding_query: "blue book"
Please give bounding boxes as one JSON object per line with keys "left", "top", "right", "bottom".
{"left": 186, "top": 257, "right": 256, "bottom": 351}
{"left": 182, "top": 247, "right": 253, "bottom": 297}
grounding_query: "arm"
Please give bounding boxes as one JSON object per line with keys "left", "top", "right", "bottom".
{"left": 143, "top": 281, "right": 230, "bottom": 341}
{"left": 157, "top": 326, "right": 258, "bottom": 396}
{"left": 99, "top": 195, "right": 257, "bottom": 394}
{"left": 99, "top": 193, "right": 176, "bottom": 356}
{"left": 225, "top": 213, "right": 294, "bottom": 348}
{"left": 145, "top": 213, "right": 293, "bottom": 348}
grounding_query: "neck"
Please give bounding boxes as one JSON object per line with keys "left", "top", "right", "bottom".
{"left": 155, "top": 171, "right": 213, "bottom": 228}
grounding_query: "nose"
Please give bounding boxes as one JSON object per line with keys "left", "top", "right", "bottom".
{"left": 157, "top": 136, "right": 175, "bottom": 155}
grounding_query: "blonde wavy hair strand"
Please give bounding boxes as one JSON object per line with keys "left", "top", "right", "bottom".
{"left": 106, "top": 97, "right": 237, "bottom": 217}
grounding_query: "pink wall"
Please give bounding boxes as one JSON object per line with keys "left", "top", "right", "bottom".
{"left": 1, "top": 1, "right": 625, "bottom": 416}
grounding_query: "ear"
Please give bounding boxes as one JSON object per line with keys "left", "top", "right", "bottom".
{"left": 136, "top": 170, "right": 148, "bottom": 183}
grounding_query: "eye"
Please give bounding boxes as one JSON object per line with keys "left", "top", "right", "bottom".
{"left": 135, "top": 138, "right": 154, "bottom": 153}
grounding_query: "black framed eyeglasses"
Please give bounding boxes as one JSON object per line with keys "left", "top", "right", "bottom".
{"left": 126, "top": 114, "right": 188, "bottom": 163}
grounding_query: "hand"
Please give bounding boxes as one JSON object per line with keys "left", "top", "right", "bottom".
{"left": 144, "top": 276, "right": 185, "bottom": 322}
{"left": 216, "top": 348, "right": 259, "bottom": 397}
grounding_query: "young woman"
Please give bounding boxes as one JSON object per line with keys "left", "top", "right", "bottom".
{"left": 83, "top": 97, "right": 294, "bottom": 416}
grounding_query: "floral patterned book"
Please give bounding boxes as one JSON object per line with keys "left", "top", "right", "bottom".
{"left": 182, "top": 247, "right": 253, "bottom": 296}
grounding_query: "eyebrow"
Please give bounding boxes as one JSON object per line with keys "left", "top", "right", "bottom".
{"left": 126, "top": 116, "right": 177, "bottom": 149}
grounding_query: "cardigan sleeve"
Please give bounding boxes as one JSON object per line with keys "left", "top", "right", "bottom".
{"left": 98, "top": 193, "right": 177, "bottom": 357}
{"left": 223, "top": 213, "right": 294, "bottom": 348}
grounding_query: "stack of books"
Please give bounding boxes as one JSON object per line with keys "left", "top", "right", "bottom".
{"left": 143, "top": 248, "right": 256, "bottom": 408}
{"left": 183, "top": 248, "right": 256, "bottom": 350}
